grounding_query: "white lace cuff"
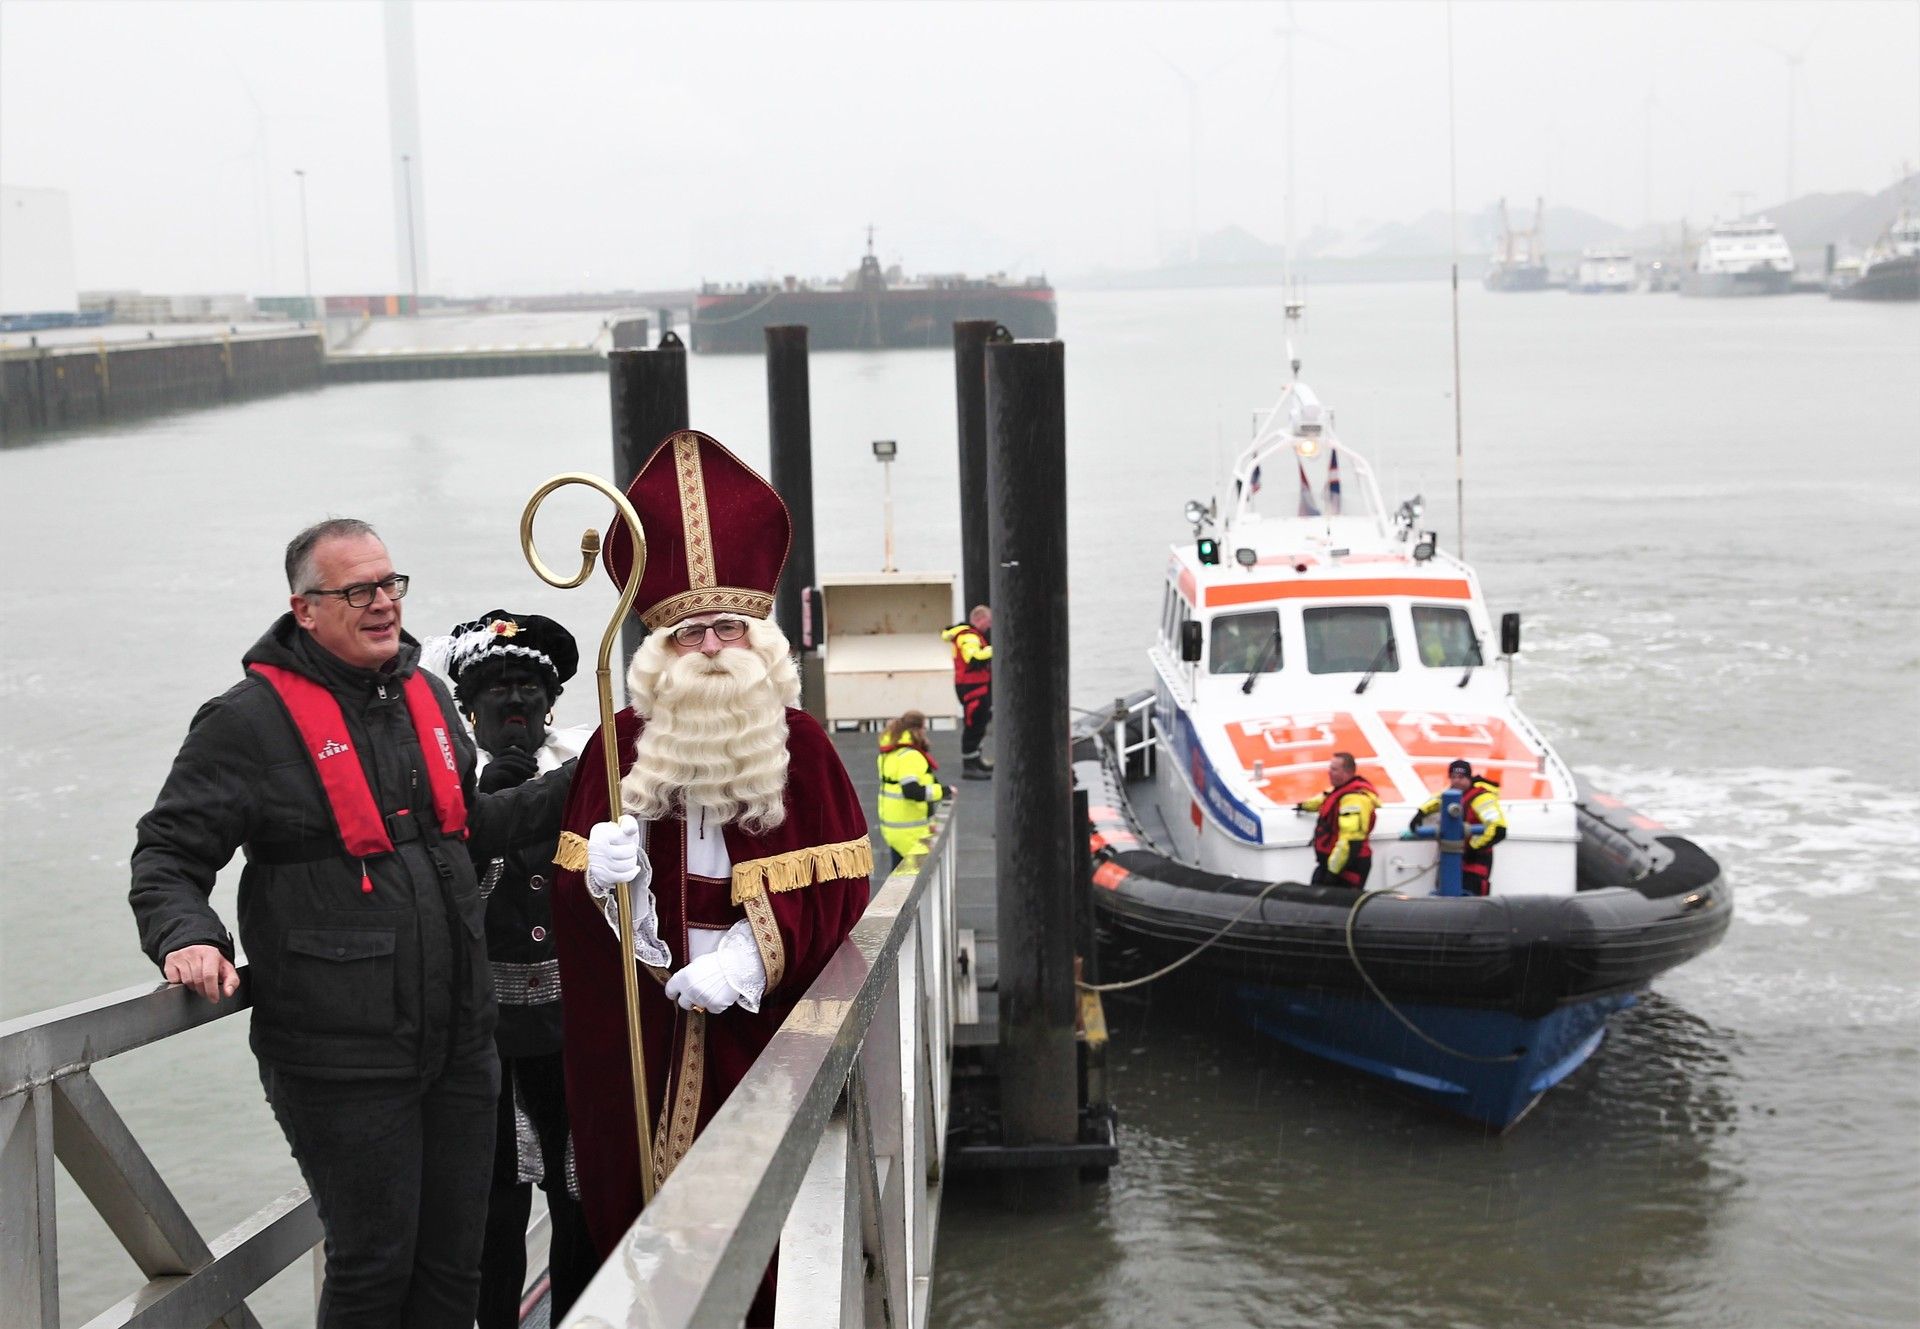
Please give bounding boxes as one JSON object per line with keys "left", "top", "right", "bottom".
{"left": 585, "top": 849, "right": 670, "bottom": 969}
{"left": 714, "top": 919, "right": 766, "bottom": 1014}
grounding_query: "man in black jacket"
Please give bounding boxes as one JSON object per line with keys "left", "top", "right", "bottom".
{"left": 433, "top": 610, "right": 598, "bottom": 1328}
{"left": 129, "top": 519, "right": 572, "bottom": 1329}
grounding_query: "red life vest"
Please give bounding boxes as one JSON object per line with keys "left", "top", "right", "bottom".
{"left": 947, "top": 624, "right": 992, "bottom": 689}
{"left": 249, "top": 665, "right": 468, "bottom": 890}
{"left": 1311, "top": 774, "right": 1380, "bottom": 865}
{"left": 1459, "top": 777, "right": 1503, "bottom": 893}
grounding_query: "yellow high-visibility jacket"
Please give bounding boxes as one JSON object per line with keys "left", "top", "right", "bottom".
{"left": 876, "top": 741, "right": 945, "bottom": 860}
{"left": 1301, "top": 783, "right": 1382, "bottom": 876}
{"left": 1417, "top": 779, "right": 1508, "bottom": 852}
{"left": 942, "top": 623, "right": 993, "bottom": 685}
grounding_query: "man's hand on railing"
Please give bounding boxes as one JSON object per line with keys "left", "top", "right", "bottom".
{"left": 163, "top": 944, "right": 240, "bottom": 1002}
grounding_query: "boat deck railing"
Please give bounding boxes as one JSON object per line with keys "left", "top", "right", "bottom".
{"left": 0, "top": 804, "right": 959, "bottom": 1329}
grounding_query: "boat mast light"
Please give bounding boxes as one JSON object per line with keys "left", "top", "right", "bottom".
{"left": 1394, "top": 494, "right": 1425, "bottom": 539}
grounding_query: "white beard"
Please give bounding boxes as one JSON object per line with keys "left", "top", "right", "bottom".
{"left": 619, "top": 621, "right": 798, "bottom": 834}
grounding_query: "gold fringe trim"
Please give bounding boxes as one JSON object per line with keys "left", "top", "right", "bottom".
{"left": 553, "top": 831, "right": 589, "bottom": 873}
{"left": 730, "top": 836, "right": 873, "bottom": 905}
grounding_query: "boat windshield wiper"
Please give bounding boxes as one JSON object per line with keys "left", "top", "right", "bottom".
{"left": 1240, "top": 629, "right": 1284, "bottom": 695}
{"left": 1354, "top": 637, "right": 1398, "bottom": 695}
{"left": 1457, "top": 660, "right": 1475, "bottom": 688}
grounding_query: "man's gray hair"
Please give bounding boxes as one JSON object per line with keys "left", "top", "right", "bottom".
{"left": 285, "top": 518, "right": 380, "bottom": 592}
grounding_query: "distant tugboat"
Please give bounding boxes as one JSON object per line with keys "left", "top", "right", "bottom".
{"left": 691, "top": 229, "right": 1057, "bottom": 352}
{"left": 1483, "top": 197, "right": 1552, "bottom": 292}
{"left": 1680, "top": 218, "right": 1795, "bottom": 296}
{"left": 1830, "top": 209, "right": 1920, "bottom": 302}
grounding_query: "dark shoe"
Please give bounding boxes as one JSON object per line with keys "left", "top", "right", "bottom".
{"left": 963, "top": 762, "right": 993, "bottom": 781}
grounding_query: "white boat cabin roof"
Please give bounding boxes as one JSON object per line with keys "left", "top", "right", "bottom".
{"left": 1152, "top": 382, "right": 1575, "bottom": 822}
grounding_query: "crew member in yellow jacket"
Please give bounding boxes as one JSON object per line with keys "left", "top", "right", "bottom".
{"left": 1293, "top": 752, "right": 1382, "bottom": 889}
{"left": 876, "top": 711, "right": 945, "bottom": 867}
{"left": 1408, "top": 759, "right": 1507, "bottom": 895}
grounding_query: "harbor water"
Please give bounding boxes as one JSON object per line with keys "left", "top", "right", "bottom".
{"left": 2, "top": 284, "right": 1915, "bottom": 1327}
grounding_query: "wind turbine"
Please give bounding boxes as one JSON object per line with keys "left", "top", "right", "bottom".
{"left": 1156, "top": 50, "right": 1241, "bottom": 266}
{"left": 1271, "top": 1, "right": 1341, "bottom": 294}
{"left": 1762, "top": 25, "right": 1821, "bottom": 205}
{"left": 1157, "top": 53, "right": 1203, "bottom": 265}
{"left": 1642, "top": 80, "right": 1660, "bottom": 229}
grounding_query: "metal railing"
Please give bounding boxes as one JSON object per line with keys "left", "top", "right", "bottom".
{"left": 0, "top": 801, "right": 959, "bottom": 1329}
{"left": 562, "top": 802, "right": 959, "bottom": 1327}
{"left": 0, "top": 971, "right": 321, "bottom": 1329}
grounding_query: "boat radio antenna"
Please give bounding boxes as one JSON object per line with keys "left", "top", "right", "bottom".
{"left": 1446, "top": 0, "right": 1466, "bottom": 558}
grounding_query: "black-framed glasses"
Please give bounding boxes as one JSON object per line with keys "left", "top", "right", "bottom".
{"left": 305, "top": 574, "right": 410, "bottom": 608}
{"left": 670, "top": 617, "right": 749, "bottom": 648}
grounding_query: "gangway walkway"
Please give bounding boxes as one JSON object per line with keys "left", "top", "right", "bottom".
{"left": 0, "top": 793, "right": 964, "bottom": 1328}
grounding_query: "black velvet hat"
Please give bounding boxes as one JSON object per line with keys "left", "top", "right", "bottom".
{"left": 438, "top": 611, "right": 579, "bottom": 700}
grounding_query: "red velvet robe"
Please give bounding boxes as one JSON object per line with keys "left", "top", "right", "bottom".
{"left": 550, "top": 706, "right": 871, "bottom": 1255}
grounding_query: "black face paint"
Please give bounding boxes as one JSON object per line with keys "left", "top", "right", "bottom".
{"left": 470, "top": 662, "right": 553, "bottom": 755}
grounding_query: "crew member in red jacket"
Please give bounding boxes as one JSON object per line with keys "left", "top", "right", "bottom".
{"left": 942, "top": 605, "right": 994, "bottom": 779}
{"left": 1295, "top": 751, "right": 1382, "bottom": 889}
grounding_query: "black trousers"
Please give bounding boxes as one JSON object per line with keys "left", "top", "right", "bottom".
{"left": 477, "top": 1050, "right": 599, "bottom": 1329}
{"left": 261, "top": 1047, "right": 499, "bottom": 1328}
{"left": 1311, "top": 854, "right": 1372, "bottom": 890}
{"left": 957, "top": 682, "right": 992, "bottom": 758}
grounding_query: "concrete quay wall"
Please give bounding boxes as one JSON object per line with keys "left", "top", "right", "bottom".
{"left": 1, "top": 331, "right": 324, "bottom": 441}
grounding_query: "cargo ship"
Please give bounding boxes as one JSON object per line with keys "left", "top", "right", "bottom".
{"left": 1829, "top": 208, "right": 1920, "bottom": 301}
{"left": 691, "top": 232, "right": 1057, "bottom": 353}
{"left": 1483, "top": 197, "right": 1552, "bottom": 292}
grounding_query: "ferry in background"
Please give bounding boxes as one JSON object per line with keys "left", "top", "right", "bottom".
{"left": 1570, "top": 246, "right": 1638, "bottom": 294}
{"left": 1830, "top": 208, "right": 1920, "bottom": 301}
{"left": 691, "top": 230, "right": 1056, "bottom": 353}
{"left": 1681, "top": 219, "right": 1795, "bottom": 296}
{"left": 1077, "top": 355, "right": 1730, "bottom": 1130}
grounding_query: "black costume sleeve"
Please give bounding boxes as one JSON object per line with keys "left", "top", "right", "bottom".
{"left": 129, "top": 690, "right": 256, "bottom": 967}
{"left": 421, "top": 665, "right": 573, "bottom": 858}
{"left": 466, "top": 759, "right": 574, "bottom": 857}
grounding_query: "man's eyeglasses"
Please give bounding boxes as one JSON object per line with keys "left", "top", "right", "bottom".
{"left": 670, "top": 617, "right": 749, "bottom": 648}
{"left": 304, "top": 574, "right": 411, "bottom": 608}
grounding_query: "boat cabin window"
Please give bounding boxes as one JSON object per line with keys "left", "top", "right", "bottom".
{"left": 1412, "top": 605, "right": 1483, "bottom": 668}
{"left": 1208, "top": 609, "right": 1282, "bottom": 675}
{"left": 1304, "top": 605, "right": 1396, "bottom": 675}
{"left": 1162, "top": 585, "right": 1189, "bottom": 648}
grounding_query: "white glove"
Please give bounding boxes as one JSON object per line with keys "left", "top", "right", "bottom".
{"left": 585, "top": 816, "right": 669, "bottom": 968}
{"left": 587, "top": 815, "right": 642, "bottom": 892}
{"left": 664, "top": 951, "right": 743, "bottom": 1014}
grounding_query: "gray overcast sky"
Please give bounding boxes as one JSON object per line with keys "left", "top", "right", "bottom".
{"left": 3, "top": 0, "right": 1916, "bottom": 296}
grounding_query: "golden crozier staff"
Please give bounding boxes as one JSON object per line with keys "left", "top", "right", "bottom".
{"left": 520, "top": 472, "right": 657, "bottom": 1205}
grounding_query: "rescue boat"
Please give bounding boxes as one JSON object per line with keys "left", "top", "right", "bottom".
{"left": 1075, "top": 376, "right": 1730, "bottom": 1130}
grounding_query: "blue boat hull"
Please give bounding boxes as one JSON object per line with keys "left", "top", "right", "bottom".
{"left": 1235, "top": 983, "right": 1639, "bottom": 1129}
{"left": 1071, "top": 696, "right": 1731, "bottom": 1130}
